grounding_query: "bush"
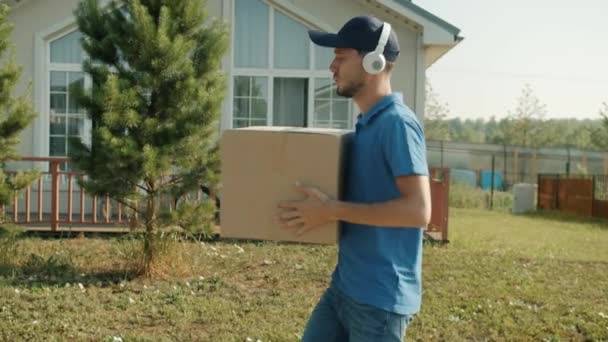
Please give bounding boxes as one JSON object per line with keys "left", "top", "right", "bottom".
{"left": 449, "top": 182, "right": 513, "bottom": 211}
{"left": 0, "top": 224, "right": 24, "bottom": 267}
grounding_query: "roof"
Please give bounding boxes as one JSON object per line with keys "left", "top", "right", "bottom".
{"left": 395, "top": 0, "right": 461, "bottom": 38}
{"left": 365, "top": 0, "right": 463, "bottom": 66}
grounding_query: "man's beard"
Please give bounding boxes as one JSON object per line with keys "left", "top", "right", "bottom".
{"left": 336, "top": 80, "right": 364, "bottom": 98}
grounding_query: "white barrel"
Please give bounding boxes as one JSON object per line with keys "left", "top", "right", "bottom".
{"left": 512, "top": 183, "right": 536, "bottom": 214}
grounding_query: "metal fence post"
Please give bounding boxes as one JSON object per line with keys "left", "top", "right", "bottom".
{"left": 503, "top": 144, "right": 507, "bottom": 190}
{"left": 537, "top": 173, "right": 541, "bottom": 211}
{"left": 440, "top": 140, "right": 444, "bottom": 168}
{"left": 554, "top": 174, "right": 560, "bottom": 210}
{"left": 50, "top": 160, "right": 60, "bottom": 232}
{"left": 592, "top": 175, "right": 596, "bottom": 217}
{"left": 490, "top": 155, "right": 495, "bottom": 210}
{"left": 566, "top": 147, "right": 571, "bottom": 177}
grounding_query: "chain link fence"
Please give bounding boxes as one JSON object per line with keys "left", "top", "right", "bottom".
{"left": 427, "top": 140, "right": 608, "bottom": 191}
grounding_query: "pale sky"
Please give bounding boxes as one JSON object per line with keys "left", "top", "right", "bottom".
{"left": 415, "top": 0, "right": 608, "bottom": 120}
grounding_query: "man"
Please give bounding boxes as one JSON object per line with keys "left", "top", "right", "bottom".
{"left": 275, "top": 15, "right": 431, "bottom": 341}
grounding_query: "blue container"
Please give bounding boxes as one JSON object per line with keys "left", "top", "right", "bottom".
{"left": 480, "top": 170, "right": 503, "bottom": 190}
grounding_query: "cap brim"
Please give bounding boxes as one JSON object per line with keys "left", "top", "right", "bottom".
{"left": 308, "top": 30, "right": 350, "bottom": 48}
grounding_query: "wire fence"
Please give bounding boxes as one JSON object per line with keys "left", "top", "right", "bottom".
{"left": 426, "top": 140, "right": 608, "bottom": 191}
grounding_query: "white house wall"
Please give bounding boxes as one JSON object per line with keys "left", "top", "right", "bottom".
{"left": 7, "top": 0, "right": 223, "bottom": 159}
{"left": 8, "top": 0, "right": 82, "bottom": 157}
{"left": 8, "top": 0, "right": 425, "bottom": 159}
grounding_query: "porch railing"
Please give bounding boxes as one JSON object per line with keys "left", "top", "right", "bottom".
{"left": 3, "top": 158, "right": 450, "bottom": 241}
{"left": 3, "top": 157, "right": 210, "bottom": 232}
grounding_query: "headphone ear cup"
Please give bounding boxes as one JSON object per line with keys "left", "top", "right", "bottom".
{"left": 363, "top": 51, "right": 386, "bottom": 75}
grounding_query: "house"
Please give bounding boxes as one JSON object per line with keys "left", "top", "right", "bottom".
{"left": 5, "top": 0, "right": 461, "bottom": 161}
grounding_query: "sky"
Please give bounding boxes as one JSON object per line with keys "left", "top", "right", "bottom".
{"left": 414, "top": 0, "right": 608, "bottom": 120}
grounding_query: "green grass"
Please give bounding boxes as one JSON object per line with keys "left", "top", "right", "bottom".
{"left": 1, "top": 209, "right": 607, "bottom": 341}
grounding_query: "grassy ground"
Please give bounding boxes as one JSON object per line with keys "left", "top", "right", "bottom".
{"left": 1, "top": 209, "right": 607, "bottom": 341}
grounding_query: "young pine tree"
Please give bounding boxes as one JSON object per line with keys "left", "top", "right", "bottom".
{"left": 0, "top": 4, "right": 38, "bottom": 226}
{"left": 71, "top": 0, "right": 228, "bottom": 275}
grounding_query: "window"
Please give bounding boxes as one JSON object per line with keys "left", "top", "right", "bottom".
{"left": 313, "top": 78, "right": 352, "bottom": 129}
{"left": 233, "top": 76, "right": 268, "bottom": 128}
{"left": 232, "top": 0, "right": 353, "bottom": 129}
{"left": 234, "top": 0, "right": 268, "bottom": 68}
{"left": 273, "top": 78, "right": 308, "bottom": 126}
{"left": 274, "top": 11, "right": 309, "bottom": 69}
{"left": 48, "top": 30, "right": 91, "bottom": 169}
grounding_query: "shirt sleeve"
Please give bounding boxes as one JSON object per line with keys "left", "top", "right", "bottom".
{"left": 381, "top": 115, "right": 429, "bottom": 177}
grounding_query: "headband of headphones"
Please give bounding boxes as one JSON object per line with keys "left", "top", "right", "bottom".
{"left": 374, "top": 22, "right": 392, "bottom": 55}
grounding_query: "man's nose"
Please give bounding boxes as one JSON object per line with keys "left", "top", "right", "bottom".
{"left": 329, "top": 60, "right": 337, "bottom": 73}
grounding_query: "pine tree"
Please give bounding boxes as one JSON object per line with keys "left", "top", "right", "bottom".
{"left": 72, "top": 0, "right": 228, "bottom": 275}
{"left": 0, "top": 4, "right": 38, "bottom": 226}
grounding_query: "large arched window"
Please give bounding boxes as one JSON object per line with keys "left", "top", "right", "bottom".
{"left": 47, "top": 30, "right": 91, "bottom": 168}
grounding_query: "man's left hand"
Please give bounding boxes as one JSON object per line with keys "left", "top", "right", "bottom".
{"left": 275, "top": 182, "right": 335, "bottom": 236}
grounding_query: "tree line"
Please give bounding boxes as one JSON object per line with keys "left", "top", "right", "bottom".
{"left": 424, "top": 82, "right": 608, "bottom": 150}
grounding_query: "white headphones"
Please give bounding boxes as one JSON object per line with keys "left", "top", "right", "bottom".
{"left": 362, "top": 22, "right": 392, "bottom": 75}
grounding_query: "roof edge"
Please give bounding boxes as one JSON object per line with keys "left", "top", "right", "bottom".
{"left": 393, "top": 0, "right": 461, "bottom": 37}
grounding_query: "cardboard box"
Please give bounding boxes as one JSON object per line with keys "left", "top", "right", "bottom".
{"left": 220, "top": 126, "right": 352, "bottom": 244}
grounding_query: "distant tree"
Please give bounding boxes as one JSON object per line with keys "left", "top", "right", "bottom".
{"left": 449, "top": 118, "right": 484, "bottom": 143}
{"left": 591, "top": 102, "right": 608, "bottom": 149}
{"left": 485, "top": 116, "right": 505, "bottom": 144}
{"left": 0, "top": 4, "right": 38, "bottom": 226}
{"left": 423, "top": 81, "right": 451, "bottom": 141}
{"left": 502, "top": 84, "right": 547, "bottom": 147}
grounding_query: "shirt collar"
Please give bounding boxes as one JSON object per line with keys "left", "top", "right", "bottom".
{"left": 356, "top": 93, "right": 402, "bottom": 127}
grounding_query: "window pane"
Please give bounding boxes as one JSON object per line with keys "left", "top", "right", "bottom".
{"left": 314, "top": 78, "right": 332, "bottom": 99}
{"left": 50, "top": 71, "right": 67, "bottom": 92}
{"left": 234, "top": 76, "right": 250, "bottom": 97}
{"left": 273, "top": 78, "right": 307, "bottom": 127}
{"left": 332, "top": 100, "right": 350, "bottom": 122}
{"left": 251, "top": 99, "right": 267, "bottom": 119}
{"left": 251, "top": 119, "right": 267, "bottom": 126}
{"left": 233, "top": 119, "right": 249, "bottom": 128}
{"left": 69, "top": 72, "right": 84, "bottom": 84}
{"left": 235, "top": 0, "right": 268, "bottom": 68}
{"left": 314, "top": 100, "right": 330, "bottom": 121}
{"left": 50, "top": 137, "right": 66, "bottom": 156}
{"left": 68, "top": 117, "right": 84, "bottom": 136}
{"left": 50, "top": 116, "right": 66, "bottom": 135}
{"left": 50, "top": 93, "right": 67, "bottom": 114}
{"left": 251, "top": 77, "right": 268, "bottom": 99}
{"left": 68, "top": 72, "right": 84, "bottom": 114}
{"left": 50, "top": 30, "right": 84, "bottom": 64}
{"left": 315, "top": 45, "right": 334, "bottom": 71}
{"left": 68, "top": 72, "right": 84, "bottom": 92}
{"left": 274, "top": 11, "right": 309, "bottom": 69}
{"left": 233, "top": 98, "right": 249, "bottom": 119}
{"left": 68, "top": 95, "right": 83, "bottom": 115}
{"left": 67, "top": 137, "right": 81, "bottom": 154}
{"left": 332, "top": 121, "right": 349, "bottom": 129}
{"left": 314, "top": 120, "right": 332, "bottom": 128}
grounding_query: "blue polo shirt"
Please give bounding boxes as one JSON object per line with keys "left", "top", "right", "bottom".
{"left": 331, "top": 93, "right": 428, "bottom": 315}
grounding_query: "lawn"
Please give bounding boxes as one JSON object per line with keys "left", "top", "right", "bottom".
{"left": 1, "top": 208, "right": 607, "bottom": 341}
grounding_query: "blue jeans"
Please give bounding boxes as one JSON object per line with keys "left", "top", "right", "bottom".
{"left": 302, "top": 286, "right": 414, "bottom": 342}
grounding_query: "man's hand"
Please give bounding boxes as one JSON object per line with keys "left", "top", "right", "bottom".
{"left": 275, "top": 182, "right": 335, "bottom": 236}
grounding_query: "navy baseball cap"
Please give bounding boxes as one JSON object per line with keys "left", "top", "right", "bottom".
{"left": 308, "top": 16, "right": 400, "bottom": 62}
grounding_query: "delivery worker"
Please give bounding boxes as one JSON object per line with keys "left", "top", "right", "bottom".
{"left": 275, "top": 15, "right": 431, "bottom": 342}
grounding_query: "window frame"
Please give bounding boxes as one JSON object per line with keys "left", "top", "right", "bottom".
{"left": 46, "top": 29, "right": 92, "bottom": 170}
{"left": 230, "top": 0, "right": 355, "bottom": 130}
